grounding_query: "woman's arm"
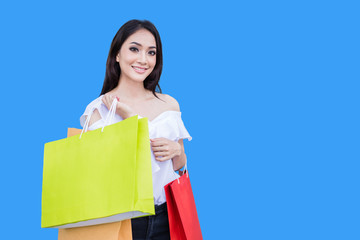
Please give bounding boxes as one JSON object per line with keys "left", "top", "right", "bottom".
{"left": 172, "top": 139, "right": 187, "bottom": 171}
{"left": 165, "top": 94, "right": 188, "bottom": 171}
{"left": 85, "top": 94, "right": 136, "bottom": 129}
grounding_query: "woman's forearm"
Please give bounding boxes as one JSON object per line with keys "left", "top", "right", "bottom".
{"left": 172, "top": 146, "right": 186, "bottom": 171}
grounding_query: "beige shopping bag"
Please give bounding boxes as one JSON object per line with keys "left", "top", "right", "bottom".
{"left": 58, "top": 220, "right": 132, "bottom": 240}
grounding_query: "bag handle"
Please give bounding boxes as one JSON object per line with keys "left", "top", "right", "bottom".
{"left": 79, "top": 98, "right": 118, "bottom": 139}
{"left": 173, "top": 160, "right": 189, "bottom": 184}
{"left": 102, "top": 98, "right": 118, "bottom": 132}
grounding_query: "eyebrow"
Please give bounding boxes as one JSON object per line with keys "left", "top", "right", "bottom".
{"left": 130, "top": 41, "right": 156, "bottom": 49}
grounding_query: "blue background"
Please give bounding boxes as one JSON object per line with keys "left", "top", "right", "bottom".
{"left": 1, "top": 0, "right": 359, "bottom": 239}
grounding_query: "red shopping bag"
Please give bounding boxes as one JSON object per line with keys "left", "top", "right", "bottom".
{"left": 164, "top": 170, "right": 203, "bottom": 240}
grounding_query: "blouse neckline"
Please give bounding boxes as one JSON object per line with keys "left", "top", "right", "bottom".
{"left": 96, "top": 96, "right": 181, "bottom": 123}
{"left": 139, "top": 110, "right": 181, "bottom": 123}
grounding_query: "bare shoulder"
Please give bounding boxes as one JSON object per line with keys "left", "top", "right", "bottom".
{"left": 156, "top": 93, "right": 180, "bottom": 111}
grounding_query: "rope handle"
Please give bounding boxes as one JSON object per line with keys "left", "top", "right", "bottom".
{"left": 172, "top": 160, "right": 189, "bottom": 184}
{"left": 80, "top": 98, "right": 118, "bottom": 139}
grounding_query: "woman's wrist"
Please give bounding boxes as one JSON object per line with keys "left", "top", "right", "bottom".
{"left": 124, "top": 112, "right": 137, "bottom": 119}
{"left": 175, "top": 142, "right": 181, "bottom": 157}
{"left": 172, "top": 142, "right": 182, "bottom": 160}
{"left": 115, "top": 105, "right": 136, "bottom": 119}
{"left": 172, "top": 153, "right": 186, "bottom": 171}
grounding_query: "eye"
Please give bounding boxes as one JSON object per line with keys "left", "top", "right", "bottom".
{"left": 129, "top": 47, "right": 138, "bottom": 52}
{"left": 148, "top": 51, "right": 156, "bottom": 56}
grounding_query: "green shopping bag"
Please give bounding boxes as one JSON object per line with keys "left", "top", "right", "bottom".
{"left": 41, "top": 114, "right": 155, "bottom": 228}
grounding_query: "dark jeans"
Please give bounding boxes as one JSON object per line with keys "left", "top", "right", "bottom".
{"left": 131, "top": 202, "right": 170, "bottom": 240}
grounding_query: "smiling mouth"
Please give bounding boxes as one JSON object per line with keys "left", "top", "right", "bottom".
{"left": 132, "top": 66, "right": 148, "bottom": 73}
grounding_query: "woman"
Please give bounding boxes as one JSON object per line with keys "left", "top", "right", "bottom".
{"left": 80, "top": 19, "right": 192, "bottom": 239}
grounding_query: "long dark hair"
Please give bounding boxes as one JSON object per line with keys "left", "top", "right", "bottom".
{"left": 100, "top": 19, "right": 163, "bottom": 97}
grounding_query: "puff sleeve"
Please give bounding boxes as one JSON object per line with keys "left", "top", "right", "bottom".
{"left": 79, "top": 96, "right": 107, "bottom": 131}
{"left": 175, "top": 114, "right": 192, "bottom": 142}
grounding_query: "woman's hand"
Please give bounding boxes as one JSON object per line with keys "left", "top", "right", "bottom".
{"left": 150, "top": 138, "right": 181, "bottom": 161}
{"left": 102, "top": 93, "right": 136, "bottom": 119}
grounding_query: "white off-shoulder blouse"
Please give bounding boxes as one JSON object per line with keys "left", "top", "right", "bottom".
{"left": 80, "top": 95, "right": 192, "bottom": 206}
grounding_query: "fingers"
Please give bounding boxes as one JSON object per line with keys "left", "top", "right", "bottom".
{"left": 152, "top": 146, "right": 168, "bottom": 158}
{"left": 102, "top": 94, "right": 118, "bottom": 110}
{"left": 153, "top": 151, "right": 166, "bottom": 157}
{"left": 152, "top": 146, "right": 168, "bottom": 152}
{"left": 155, "top": 155, "right": 171, "bottom": 161}
{"left": 156, "top": 156, "right": 171, "bottom": 161}
{"left": 150, "top": 138, "right": 174, "bottom": 161}
{"left": 152, "top": 146, "right": 169, "bottom": 160}
{"left": 150, "top": 138, "right": 167, "bottom": 147}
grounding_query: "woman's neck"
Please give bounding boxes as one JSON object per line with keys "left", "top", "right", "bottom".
{"left": 110, "top": 76, "right": 152, "bottom": 102}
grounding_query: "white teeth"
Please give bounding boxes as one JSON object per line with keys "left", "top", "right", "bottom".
{"left": 133, "top": 67, "right": 146, "bottom": 71}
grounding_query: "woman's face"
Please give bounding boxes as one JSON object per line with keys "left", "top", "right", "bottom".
{"left": 116, "top": 28, "right": 157, "bottom": 83}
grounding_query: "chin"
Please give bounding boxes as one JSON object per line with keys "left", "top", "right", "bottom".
{"left": 131, "top": 74, "right": 150, "bottom": 82}
{"left": 130, "top": 77, "right": 146, "bottom": 83}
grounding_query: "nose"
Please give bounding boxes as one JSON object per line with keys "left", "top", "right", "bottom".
{"left": 137, "top": 51, "right": 147, "bottom": 65}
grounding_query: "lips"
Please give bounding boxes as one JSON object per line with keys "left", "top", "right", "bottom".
{"left": 132, "top": 66, "right": 148, "bottom": 73}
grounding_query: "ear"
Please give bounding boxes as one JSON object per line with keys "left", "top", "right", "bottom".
{"left": 116, "top": 53, "right": 120, "bottom": 62}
